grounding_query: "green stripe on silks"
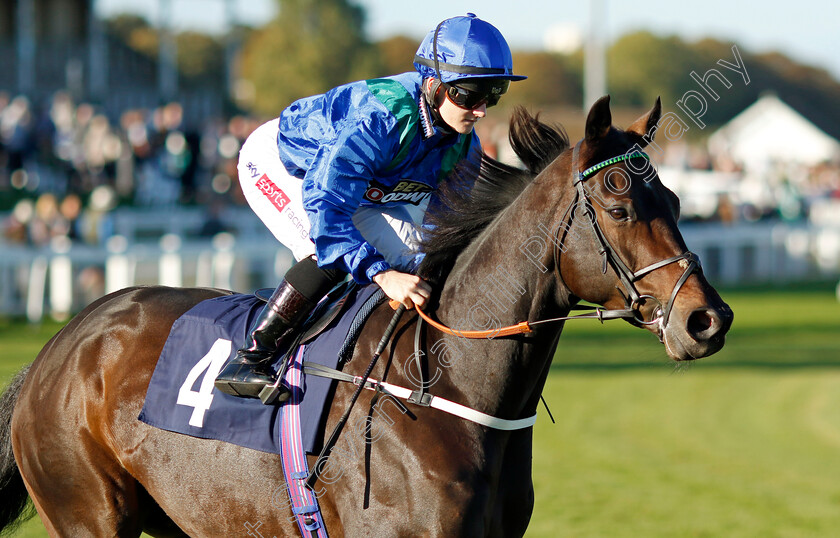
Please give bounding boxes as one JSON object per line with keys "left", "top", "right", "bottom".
{"left": 365, "top": 77, "right": 474, "bottom": 179}
{"left": 438, "top": 133, "right": 472, "bottom": 180}
{"left": 366, "top": 78, "right": 419, "bottom": 172}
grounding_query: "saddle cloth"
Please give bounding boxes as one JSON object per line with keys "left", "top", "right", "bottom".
{"left": 138, "top": 283, "right": 382, "bottom": 454}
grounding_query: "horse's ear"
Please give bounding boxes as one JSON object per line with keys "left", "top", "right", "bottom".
{"left": 585, "top": 95, "right": 612, "bottom": 142}
{"left": 627, "top": 96, "right": 662, "bottom": 146}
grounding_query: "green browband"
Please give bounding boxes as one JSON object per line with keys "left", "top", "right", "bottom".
{"left": 577, "top": 151, "right": 649, "bottom": 183}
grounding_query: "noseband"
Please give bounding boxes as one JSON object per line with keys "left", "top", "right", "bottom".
{"left": 556, "top": 140, "right": 701, "bottom": 339}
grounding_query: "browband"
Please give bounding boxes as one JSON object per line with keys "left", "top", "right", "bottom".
{"left": 572, "top": 140, "right": 649, "bottom": 184}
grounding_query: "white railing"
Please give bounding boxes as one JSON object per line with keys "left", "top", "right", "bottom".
{"left": 0, "top": 233, "right": 295, "bottom": 322}
{"left": 680, "top": 222, "right": 840, "bottom": 285}
{"left": 108, "top": 206, "right": 273, "bottom": 242}
{"left": 1, "top": 220, "right": 839, "bottom": 322}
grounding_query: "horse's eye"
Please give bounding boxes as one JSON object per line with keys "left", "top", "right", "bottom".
{"left": 608, "top": 207, "right": 629, "bottom": 220}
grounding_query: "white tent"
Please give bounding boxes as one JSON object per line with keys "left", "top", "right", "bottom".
{"left": 708, "top": 93, "right": 840, "bottom": 169}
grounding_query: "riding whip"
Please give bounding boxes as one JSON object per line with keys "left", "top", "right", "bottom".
{"left": 305, "top": 303, "right": 406, "bottom": 490}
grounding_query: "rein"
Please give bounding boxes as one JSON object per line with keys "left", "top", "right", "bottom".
{"left": 408, "top": 300, "right": 635, "bottom": 337}
{"left": 306, "top": 304, "right": 406, "bottom": 490}
{"left": 384, "top": 299, "right": 635, "bottom": 339}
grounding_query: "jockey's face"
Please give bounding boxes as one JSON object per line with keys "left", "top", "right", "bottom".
{"left": 425, "top": 78, "right": 487, "bottom": 135}
{"left": 438, "top": 93, "right": 487, "bottom": 134}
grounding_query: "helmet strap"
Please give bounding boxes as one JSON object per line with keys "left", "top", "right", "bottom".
{"left": 432, "top": 20, "right": 444, "bottom": 81}
{"left": 422, "top": 78, "right": 455, "bottom": 136}
{"left": 420, "top": 18, "right": 457, "bottom": 136}
{"left": 424, "top": 77, "right": 443, "bottom": 105}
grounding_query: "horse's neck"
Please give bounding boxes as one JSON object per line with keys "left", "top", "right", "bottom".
{"left": 433, "top": 182, "right": 572, "bottom": 419}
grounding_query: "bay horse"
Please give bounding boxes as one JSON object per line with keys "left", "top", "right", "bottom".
{"left": 0, "top": 96, "right": 731, "bottom": 537}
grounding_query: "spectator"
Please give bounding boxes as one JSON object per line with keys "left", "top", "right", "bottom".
{"left": 77, "top": 185, "right": 117, "bottom": 245}
{"left": 2, "top": 199, "right": 32, "bottom": 244}
{"left": 1, "top": 96, "right": 35, "bottom": 178}
{"left": 29, "top": 192, "right": 61, "bottom": 246}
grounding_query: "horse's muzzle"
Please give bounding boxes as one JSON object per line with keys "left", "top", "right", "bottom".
{"left": 663, "top": 300, "right": 733, "bottom": 360}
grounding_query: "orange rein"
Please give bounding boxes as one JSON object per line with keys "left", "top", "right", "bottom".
{"left": 388, "top": 300, "right": 533, "bottom": 339}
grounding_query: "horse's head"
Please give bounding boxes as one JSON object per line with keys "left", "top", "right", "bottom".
{"left": 552, "top": 96, "right": 732, "bottom": 360}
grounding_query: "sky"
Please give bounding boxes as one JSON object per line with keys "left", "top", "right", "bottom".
{"left": 96, "top": 0, "right": 840, "bottom": 80}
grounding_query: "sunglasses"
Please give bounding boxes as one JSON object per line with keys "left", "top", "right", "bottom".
{"left": 441, "top": 79, "right": 510, "bottom": 110}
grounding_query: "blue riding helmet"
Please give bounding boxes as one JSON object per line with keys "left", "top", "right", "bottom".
{"left": 413, "top": 13, "right": 527, "bottom": 83}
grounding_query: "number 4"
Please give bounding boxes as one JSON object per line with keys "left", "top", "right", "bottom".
{"left": 177, "top": 338, "right": 232, "bottom": 427}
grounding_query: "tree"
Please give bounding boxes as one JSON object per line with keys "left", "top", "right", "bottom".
{"left": 176, "top": 31, "right": 224, "bottom": 82}
{"left": 605, "top": 32, "right": 840, "bottom": 135}
{"left": 240, "top": 0, "right": 378, "bottom": 115}
{"left": 372, "top": 35, "right": 418, "bottom": 78}
{"left": 104, "top": 14, "right": 225, "bottom": 87}
{"left": 104, "top": 13, "right": 152, "bottom": 42}
{"left": 505, "top": 51, "right": 582, "bottom": 108}
{"left": 105, "top": 13, "right": 159, "bottom": 59}
{"left": 607, "top": 31, "right": 704, "bottom": 108}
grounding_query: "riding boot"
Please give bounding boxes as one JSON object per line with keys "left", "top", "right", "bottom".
{"left": 214, "top": 280, "right": 316, "bottom": 400}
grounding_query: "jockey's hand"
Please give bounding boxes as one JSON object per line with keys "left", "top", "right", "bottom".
{"left": 372, "top": 270, "right": 431, "bottom": 309}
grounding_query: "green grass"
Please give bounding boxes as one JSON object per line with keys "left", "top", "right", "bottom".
{"left": 1, "top": 285, "right": 839, "bottom": 537}
{"left": 0, "top": 320, "right": 63, "bottom": 380}
{"left": 528, "top": 284, "right": 840, "bottom": 537}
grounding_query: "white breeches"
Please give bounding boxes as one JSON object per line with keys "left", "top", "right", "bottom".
{"left": 237, "top": 119, "right": 427, "bottom": 270}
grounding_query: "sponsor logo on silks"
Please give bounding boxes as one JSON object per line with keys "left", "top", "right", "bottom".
{"left": 286, "top": 207, "right": 310, "bottom": 241}
{"left": 256, "top": 173, "right": 291, "bottom": 212}
{"left": 363, "top": 179, "right": 432, "bottom": 205}
{"left": 247, "top": 162, "right": 259, "bottom": 178}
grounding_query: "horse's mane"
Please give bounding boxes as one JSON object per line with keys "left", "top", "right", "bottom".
{"left": 418, "top": 107, "right": 570, "bottom": 284}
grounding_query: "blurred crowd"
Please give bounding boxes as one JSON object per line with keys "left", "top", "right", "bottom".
{"left": 0, "top": 91, "right": 263, "bottom": 247}
{"left": 653, "top": 140, "right": 840, "bottom": 224}
{"left": 4, "top": 90, "right": 840, "bottom": 249}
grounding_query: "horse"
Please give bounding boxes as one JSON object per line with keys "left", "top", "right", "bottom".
{"left": 0, "top": 96, "right": 732, "bottom": 537}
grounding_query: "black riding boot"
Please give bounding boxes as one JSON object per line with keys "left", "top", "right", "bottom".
{"left": 214, "top": 280, "right": 316, "bottom": 400}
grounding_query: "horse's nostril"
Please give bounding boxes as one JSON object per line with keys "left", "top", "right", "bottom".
{"left": 687, "top": 308, "right": 717, "bottom": 339}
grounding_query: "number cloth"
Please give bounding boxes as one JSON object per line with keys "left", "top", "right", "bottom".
{"left": 138, "top": 285, "right": 381, "bottom": 454}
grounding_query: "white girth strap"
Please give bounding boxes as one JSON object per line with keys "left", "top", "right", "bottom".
{"left": 355, "top": 376, "right": 538, "bottom": 431}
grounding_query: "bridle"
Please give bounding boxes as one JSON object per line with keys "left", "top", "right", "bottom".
{"left": 393, "top": 140, "right": 703, "bottom": 341}
{"left": 554, "top": 139, "right": 702, "bottom": 340}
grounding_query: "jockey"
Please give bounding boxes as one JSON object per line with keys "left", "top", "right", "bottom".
{"left": 215, "top": 13, "right": 526, "bottom": 401}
